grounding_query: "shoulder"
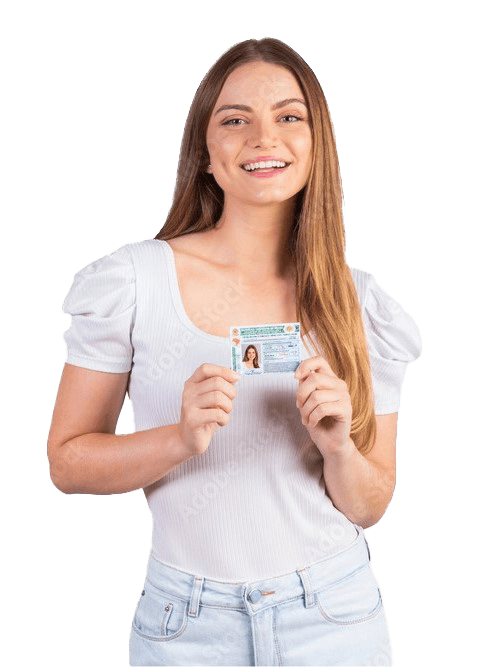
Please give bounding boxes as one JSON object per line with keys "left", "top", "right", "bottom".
{"left": 349, "top": 265, "right": 413, "bottom": 312}
{"left": 118, "top": 238, "right": 166, "bottom": 262}
{"left": 62, "top": 241, "right": 150, "bottom": 316}
{"left": 65, "top": 242, "right": 135, "bottom": 285}
{"left": 348, "top": 266, "right": 371, "bottom": 307}
{"left": 348, "top": 266, "right": 422, "bottom": 362}
{"left": 93, "top": 239, "right": 171, "bottom": 278}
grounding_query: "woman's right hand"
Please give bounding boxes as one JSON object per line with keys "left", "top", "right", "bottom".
{"left": 177, "top": 363, "right": 240, "bottom": 456}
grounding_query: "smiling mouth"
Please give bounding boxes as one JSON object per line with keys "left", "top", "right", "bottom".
{"left": 240, "top": 160, "right": 291, "bottom": 172}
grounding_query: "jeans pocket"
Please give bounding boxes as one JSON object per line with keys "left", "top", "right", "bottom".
{"left": 131, "top": 579, "right": 190, "bottom": 642}
{"left": 315, "top": 562, "right": 383, "bottom": 625}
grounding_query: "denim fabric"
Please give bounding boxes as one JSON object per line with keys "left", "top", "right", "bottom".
{"left": 129, "top": 524, "right": 392, "bottom": 666}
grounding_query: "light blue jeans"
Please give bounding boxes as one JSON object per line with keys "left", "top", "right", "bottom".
{"left": 129, "top": 524, "right": 392, "bottom": 666}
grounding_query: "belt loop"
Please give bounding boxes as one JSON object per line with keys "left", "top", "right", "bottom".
{"left": 361, "top": 530, "right": 372, "bottom": 565}
{"left": 296, "top": 566, "right": 316, "bottom": 608}
{"left": 188, "top": 575, "right": 204, "bottom": 618}
{"left": 354, "top": 523, "right": 372, "bottom": 563}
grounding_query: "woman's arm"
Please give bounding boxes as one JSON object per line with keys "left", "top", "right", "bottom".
{"left": 294, "top": 357, "right": 398, "bottom": 528}
{"left": 47, "top": 364, "right": 193, "bottom": 495}
{"left": 322, "top": 414, "right": 397, "bottom": 528}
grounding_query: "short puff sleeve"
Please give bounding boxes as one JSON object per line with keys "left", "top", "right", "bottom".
{"left": 363, "top": 273, "right": 422, "bottom": 415}
{"left": 62, "top": 244, "right": 136, "bottom": 373}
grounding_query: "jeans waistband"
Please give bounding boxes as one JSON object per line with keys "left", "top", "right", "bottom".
{"left": 143, "top": 524, "right": 370, "bottom": 618}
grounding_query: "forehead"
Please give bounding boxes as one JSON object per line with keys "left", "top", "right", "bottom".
{"left": 215, "top": 61, "right": 303, "bottom": 107}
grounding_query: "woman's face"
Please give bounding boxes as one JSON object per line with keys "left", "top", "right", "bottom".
{"left": 206, "top": 61, "right": 312, "bottom": 207}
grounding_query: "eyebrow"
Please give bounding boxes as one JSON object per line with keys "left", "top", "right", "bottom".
{"left": 214, "top": 97, "right": 307, "bottom": 115}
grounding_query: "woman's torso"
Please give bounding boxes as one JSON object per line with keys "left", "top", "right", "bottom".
{"left": 121, "top": 236, "right": 361, "bottom": 579}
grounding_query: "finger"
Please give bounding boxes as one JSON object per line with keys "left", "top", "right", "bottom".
{"left": 296, "top": 374, "right": 340, "bottom": 409}
{"left": 294, "top": 356, "right": 338, "bottom": 381}
{"left": 192, "top": 363, "right": 240, "bottom": 384}
{"left": 201, "top": 375, "right": 239, "bottom": 400}
{"left": 298, "top": 388, "right": 340, "bottom": 412}
{"left": 185, "top": 376, "right": 237, "bottom": 407}
{"left": 198, "top": 389, "right": 234, "bottom": 414}
{"left": 305, "top": 401, "right": 344, "bottom": 428}
{"left": 197, "top": 407, "right": 231, "bottom": 427}
{"left": 300, "top": 390, "right": 340, "bottom": 422}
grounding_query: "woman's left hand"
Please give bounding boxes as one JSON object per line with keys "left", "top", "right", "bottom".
{"left": 294, "top": 356, "right": 353, "bottom": 458}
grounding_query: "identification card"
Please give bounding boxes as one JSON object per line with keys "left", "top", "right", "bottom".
{"left": 229, "top": 322, "right": 301, "bottom": 375}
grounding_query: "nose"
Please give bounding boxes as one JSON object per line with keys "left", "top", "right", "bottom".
{"left": 247, "top": 116, "right": 278, "bottom": 150}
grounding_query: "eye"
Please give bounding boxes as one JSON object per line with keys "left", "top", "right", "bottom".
{"left": 280, "top": 115, "right": 303, "bottom": 123}
{"left": 221, "top": 118, "right": 246, "bottom": 126}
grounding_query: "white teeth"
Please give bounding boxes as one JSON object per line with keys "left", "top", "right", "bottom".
{"left": 243, "top": 160, "right": 288, "bottom": 171}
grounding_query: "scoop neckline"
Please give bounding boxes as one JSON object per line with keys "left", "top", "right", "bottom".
{"left": 157, "top": 238, "right": 313, "bottom": 345}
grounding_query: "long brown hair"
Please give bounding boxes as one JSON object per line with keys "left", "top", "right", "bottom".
{"left": 154, "top": 38, "right": 377, "bottom": 455}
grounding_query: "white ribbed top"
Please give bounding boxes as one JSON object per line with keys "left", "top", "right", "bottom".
{"left": 62, "top": 239, "right": 422, "bottom": 582}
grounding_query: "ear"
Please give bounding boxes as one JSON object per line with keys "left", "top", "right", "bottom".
{"left": 206, "top": 164, "right": 212, "bottom": 174}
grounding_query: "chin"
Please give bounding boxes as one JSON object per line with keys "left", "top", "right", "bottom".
{"left": 260, "top": 194, "right": 299, "bottom": 207}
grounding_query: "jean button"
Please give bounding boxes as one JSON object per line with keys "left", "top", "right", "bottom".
{"left": 249, "top": 589, "right": 262, "bottom": 603}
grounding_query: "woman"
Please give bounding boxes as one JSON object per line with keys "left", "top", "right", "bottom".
{"left": 48, "top": 38, "right": 422, "bottom": 666}
{"left": 242, "top": 345, "right": 259, "bottom": 370}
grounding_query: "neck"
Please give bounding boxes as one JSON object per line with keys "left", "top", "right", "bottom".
{"left": 207, "top": 196, "right": 297, "bottom": 281}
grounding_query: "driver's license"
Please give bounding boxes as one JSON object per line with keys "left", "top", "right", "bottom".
{"left": 229, "top": 322, "right": 301, "bottom": 375}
